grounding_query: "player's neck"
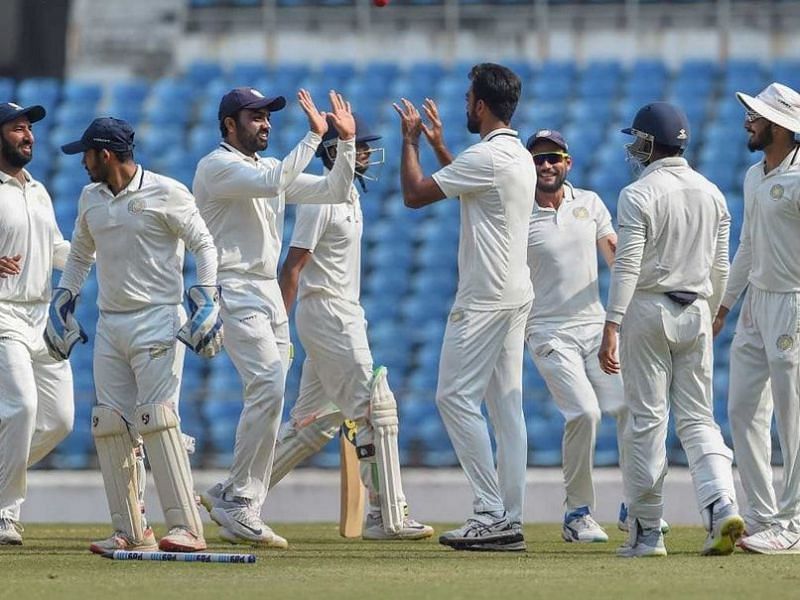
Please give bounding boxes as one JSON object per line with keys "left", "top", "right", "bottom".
{"left": 536, "top": 187, "right": 564, "bottom": 210}
{"left": 479, "top": 119, "right": 509, "bottom": 139}
{"left": 106, "top": 162, "right": 138, "bottom": 196}
{"left": 763, "top": 141, "right": 798, "bottom": 173}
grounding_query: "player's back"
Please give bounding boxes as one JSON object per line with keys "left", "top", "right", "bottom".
{"left": 619, "top": 157, "right": 728, "bottom": 296}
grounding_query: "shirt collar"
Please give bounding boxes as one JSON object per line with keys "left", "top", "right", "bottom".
{"left": 762, "top": 145, "right": 800, "bottom": 177}
{"left": 638, "top": 156, "right": 688, "bottom": 179}
{"left": 220, "top": 141, "right": 260, "bottom": 164}
{"left": 0, "top": 168, "right": 31, "bottom": 188}
{"left": 98, "top": 164, "right": 144, "bottom": 198}
{"left": 533, "top": 180, "right": 574, "bottom": 214}
{"left": 482, "top": 127, "right": 518, "bottom": 142}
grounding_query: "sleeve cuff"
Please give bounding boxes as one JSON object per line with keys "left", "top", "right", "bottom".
{"left": 605, "top": 310, "right": 624, "bottom": 325}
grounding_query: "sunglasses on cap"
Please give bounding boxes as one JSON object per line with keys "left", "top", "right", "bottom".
{"left": 745, "top": 110, "right": 764, "bottom": 123}
{"left": 532, "top": 151, "right": 570, "bottom": 166}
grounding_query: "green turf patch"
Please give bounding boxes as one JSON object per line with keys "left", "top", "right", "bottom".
{"left": 1, "top": 523, "right": 796, "bottom": 600}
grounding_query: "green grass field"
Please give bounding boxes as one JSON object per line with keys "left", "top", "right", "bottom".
{"left": 3, "top": 523, "right": 799, "bottom": 600}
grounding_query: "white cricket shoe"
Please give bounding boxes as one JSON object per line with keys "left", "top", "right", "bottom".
{"left": 439, "top": 512, "right": 526, "bottom": 551}
{"left": 159, "top": 526, "right": 207, "bottom": 552}
{"left": 738, "top": 524, "right": 800, "bottom": 555}
{"left": 0, "top": 518, "right": 22, "bottom": 545}
{"left": 210, "top": 496, "right": 288, "bottom": 549}
{"left": 89, "top": 527, "right": 158, "bottom": 555}
{"left": 198, "top": 482, "right": 224, "bottom": 513}
{"left": 617, "top": 520, "right": 667, "bottom": 558}
{"left": 562, "top": 506, "right": 608, "bottom": 543}
{"left": 701, "top": 498, "right": 744, "bottom": 556}
{"left": 362, "top": 512, "right": 434, "bottom": 540}
{"left": 618, "top": 503, "right": 670, "bottom": 535}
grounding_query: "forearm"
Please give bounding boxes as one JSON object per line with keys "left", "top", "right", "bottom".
{"left": 52, "top": 240, "right": 71, "bottom": 272}
{"left": 278, "top": 269, "right": 299, "bottom": 314}
{"left": 400, "top": 140, "right": 436, "bottom": 209}
{"left": 57, "top": 252, "right": 93, "bottom": 295}
{"left": 605, "top": 226, "right": 645, "bottom": 323}
{"left": 721, "top": 243, "right": 751, "bottom": 310}
{"left": 431, "top": 142, "right": 453, "bottom": 168}
{"left": 286, "top": 137, "right": 356, "bottom": 205}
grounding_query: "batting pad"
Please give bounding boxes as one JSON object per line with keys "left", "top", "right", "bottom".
{"left": 367, "top": 367, "right": 406, "bottom": 534}
{"left": 134, "top": 404, "right": 203, "bottom": 537}
{"left": 92, "top": 406, "right": 147, "bottom": 541}
{"left": 270, "top": 412, "right": 343, "bottom": 488}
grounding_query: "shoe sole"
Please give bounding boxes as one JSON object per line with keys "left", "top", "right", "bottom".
{"left": 89, "top": 542, "right": 158, "bottom": 555}
{"left": 459, "top": 540, "right": 527, "bottom": 552}
{"left": 219, "top": 527, "right": 289, "bottom": 549}
{"left": 439, "top": 532, "right": 524, "bottom": 550}
{"left": 158, "top": 539, "right": 208, "bottom": 553}
{"left": 616, "top": 548, "right": 668, "bottom": 558}
{"left": 0, "top": 539, "right": 22, "bottom": 546}
{"left": 702, "top": 515, "right": 745, "bottom": 556}
{"left": 562, "top": 529, "right": 608, "bottom": 543}
{"left": 363, "top": 529, "right": 435, "bottom": 541}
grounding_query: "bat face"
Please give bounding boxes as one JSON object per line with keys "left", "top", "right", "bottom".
{"left": 339, "top": 423, "right": 365, "bottom": 538}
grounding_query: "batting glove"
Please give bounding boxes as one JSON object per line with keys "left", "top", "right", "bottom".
{"left": 177, "top": 285, "right": 223, "bottom": 359}
{"left": 44, "top": 287, "right": 88, "bottom": 361}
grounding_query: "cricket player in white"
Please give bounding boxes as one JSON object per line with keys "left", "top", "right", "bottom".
{"left": 599, "top": 102, "right": 744, "bottom": 557}
{"left": 0, "top": 103, "right": 73, "bottom": 545}
{"left": 271, "top": 116, "right": 433, "bottom": 540}
{"left": 713, "top": 83, "right": 800, "bottom": 554}
{"left": 194, "top": 87, "right": 356, "bottom": 548}
{"left": 394, "top": 63, "right": 534, "bottom": 551}
{"left": 46, "top": 117, "right": 221, "bottom": 554}
{"left": 523, "top": 129, "right": 628, "bottom": 544}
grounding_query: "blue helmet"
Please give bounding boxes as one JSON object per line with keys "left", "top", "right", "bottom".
{"left": 316, "top": 113, "right": 382, "bottom": 158}
{"left": 622, "top": 102, "right": 689, "bottom": 166}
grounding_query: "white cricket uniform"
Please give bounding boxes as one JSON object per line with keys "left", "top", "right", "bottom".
{"left": 193, "top": 133, "right": 355, "bottom": 505}
{"left": 722, "top": 146, "right": 800, "bottom": 532}
{"left": 606, "top": 156, "right": 735, "bottom": 530}
{"left": 0, "top": 169, "right": 73, "bottom": 521}
{"left": 58, "top": 166, "right": 217, "bottom": 421}
{"left": 430, "top": 128, "right": 535, "bottom": 524}
{"left": 525, "top": 182, "right": 627, "bottom": 513}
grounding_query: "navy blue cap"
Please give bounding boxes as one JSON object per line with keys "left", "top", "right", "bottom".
{"left": 61, "top": 117, "right": 136, "bottom": 155}
{"left": 218, "top": 87, "right": 286, "bottom": 122}
{"left": 526, "top": 129, "right": 568, "bottom": 152}
{"left": 0, "top": 102, "right": 46, "bottom": 126}
{"left": 622, "top": 102, "right": 690, "bottom": 149}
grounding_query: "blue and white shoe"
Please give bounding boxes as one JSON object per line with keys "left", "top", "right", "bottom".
{"left": 617, "top": 519, "right": 667, "bottom": 558}
{"left": 618, "top": 503, "right": 670, "bottom": 535}
{"left": 562, "top": 506, "right": 608, "bottom": 543}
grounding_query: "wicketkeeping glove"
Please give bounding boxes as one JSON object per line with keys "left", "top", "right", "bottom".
{"left": 176, "top": 285, "right": 223, "bottom": 359}
{"left": 44, "top": 287, "right": 88, "bottom": 361}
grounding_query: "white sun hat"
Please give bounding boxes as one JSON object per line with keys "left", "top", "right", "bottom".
{"left": 736, "top": 82, "right": 800, "bottom": 133}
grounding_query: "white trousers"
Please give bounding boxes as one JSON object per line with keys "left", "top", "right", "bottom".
{"left": 528, "top": 322, "right": 627, "bottom": 512}
{"left": 219, "top": 276, "right": 291, "bottom": 505}
{"left": 620, "top": 292, "right": 736, "bottom": 530}
{"left": 728, "top": 286, "right": 800, "bottom": 531}
{"left": 0, "top": 302, "right": 73, "bottom": 520}
{"left": 94, "top": 305, "right": 185, "bottom": 418}
{"left": 435, "top": 302, "right": 530, "bottom": 524}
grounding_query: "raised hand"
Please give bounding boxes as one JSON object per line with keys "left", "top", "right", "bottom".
{"left": 0, "top": 254, "right": 22, "bottom": 278}
{"left": 298, "top": 89, "right": 329, "bottom": 137}
{"left": 327, "top": 90, "right": 356, "bottom": 140}
{"left": 392, "top": 98, "right": 423, "bottom": 144}
{"left": 421, "top": 98, "right": 445, "bottom": 148}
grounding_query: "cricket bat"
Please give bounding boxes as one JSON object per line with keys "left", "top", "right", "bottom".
{"left": 339, "top": 420, "right": 365, "bottom": 538}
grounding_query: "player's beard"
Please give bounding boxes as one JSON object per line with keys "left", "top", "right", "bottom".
{"left": 747, "top": 124, "right": 773, "bottom": 152}
{"left": 237, "top": 123, "right": 268, "bottom": 155}
{"left": 536, "top": 169, "right": 567, "bottom": 194}
{"left": 466, "top": 107, "right": 480, "bottom": 134}
{"left": 0, "top": 132, "right": 32, "bottom": 168}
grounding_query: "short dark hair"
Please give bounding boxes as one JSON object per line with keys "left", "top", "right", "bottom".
{"left": 652, "top": 141, "right": 684, "bottom": 158}
{"left": 219, "top": 110, "right": 240, "bottom": 139}
{"left": 468, "top": 63, "right": 521, "bottom": 125}
{"left": 111, "top": 149, "right": 134, "bottom": 163}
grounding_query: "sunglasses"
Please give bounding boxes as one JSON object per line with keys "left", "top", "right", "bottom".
{"left": 532, "top": 151, "right": 570, "bottom": 166}
{"left": 745, "top": 110, "right": 763, "bottom": 123}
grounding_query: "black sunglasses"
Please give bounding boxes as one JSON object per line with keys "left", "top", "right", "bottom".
{"left": 532, "top": 151, "right": 570, "bottom": 166}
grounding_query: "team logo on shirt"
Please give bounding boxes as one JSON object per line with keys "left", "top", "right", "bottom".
{"left": 128, "top": 198, "right": 146, "bottom": 215}
{"left": 149, "top": 344, "right": 170, "bottom": 359}
{"left": 572, "top": 207, "right": 590, "bottom": 220}
{"left": 770, "top": 184, "right": 784, "bottom": 200}
{"left": 777, "top": 335, "right": 794, "bottom": 352}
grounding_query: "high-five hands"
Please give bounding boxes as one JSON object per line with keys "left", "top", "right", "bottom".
{"left": 297, "top": 89, "right": 356, "bottom": 141}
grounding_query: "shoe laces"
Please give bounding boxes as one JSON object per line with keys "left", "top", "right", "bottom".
{"left": 0, "top": 518, "right": 22, "bottom": 533}
{"left": 572, "top": 514, "right": 601, "bottom": 530}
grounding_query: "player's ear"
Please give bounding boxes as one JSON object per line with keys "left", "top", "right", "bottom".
{"left": 223, "top": 116, "right": 236, "bottom": 138}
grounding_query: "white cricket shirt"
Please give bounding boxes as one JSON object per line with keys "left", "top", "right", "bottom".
{"left": 193, "top": 133, "right": 355, "bottom": 280}
{"left": 432, "top": 128, "right": 535, "bottom": 311}
{"left": 290, "top": 183, "right": 362, "bottom": 305}
{"left": 527, "top": 182, "right": 614, "bottom": 329}
{"left": 722, "top": 146, "right": 800, "bottom": 308}
{"left": 59, "top": 166, "right": 217, "bottom": 313}
{"left": 606, "top": 156, "right": 730, "bottom": 324}
{"left": 0, "top": 169, "right": 69, "bottom": 303}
